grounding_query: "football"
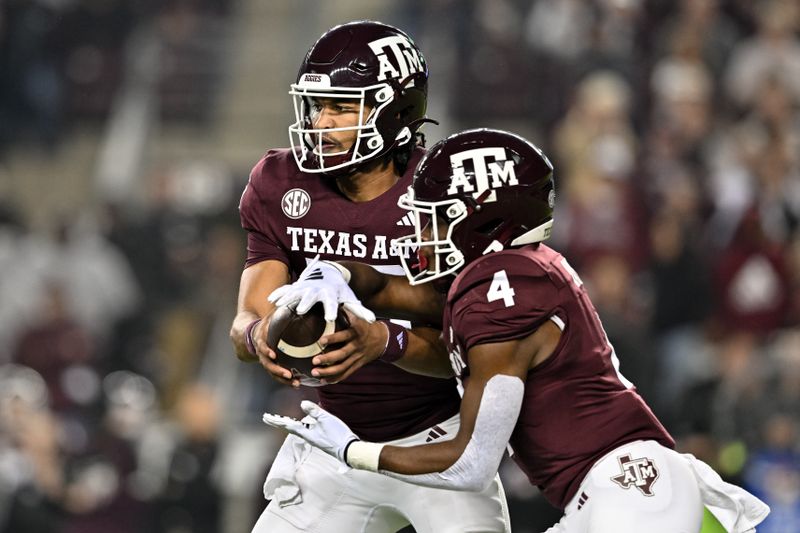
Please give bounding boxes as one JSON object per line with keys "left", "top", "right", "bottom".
{"left": 266, "top": 302, "right": 350, "bottom": 387}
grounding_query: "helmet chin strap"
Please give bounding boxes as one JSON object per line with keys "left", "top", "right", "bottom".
{"left": 323, "top": 153, "right": 389, "bottom": 179}
{"left": 395, "top": 127, "right": 412, "bottom": 146}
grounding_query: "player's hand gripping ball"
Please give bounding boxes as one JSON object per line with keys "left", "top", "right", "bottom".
{"left": 267, "top": 302, "right": 349, "bottom": 387}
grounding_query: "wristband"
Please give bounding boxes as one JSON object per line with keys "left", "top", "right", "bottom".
{"left": 379, "top": 321, "right": 409, "bottom": 363}
{"left": 244, "top": 318, "right": 262, "bottom": 356}
{"left": 345, "top": 440, "right": 385, "bottom": 472}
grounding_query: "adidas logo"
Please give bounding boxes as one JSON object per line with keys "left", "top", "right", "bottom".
{"left": 425, "top": 425, "right": 448, "bottom": 443}
{"left": 305, "top": 268, "right": 324, "bottom": 280}
{"left": 396, "top": 213, "right": 415, "bottom": 227}
{"left": 577, "top": 491, "right": 589, "bottom": 510}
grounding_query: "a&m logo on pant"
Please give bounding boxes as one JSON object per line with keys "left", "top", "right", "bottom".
{"left": 610, "top": 454, "right": 660, "bottom": 496}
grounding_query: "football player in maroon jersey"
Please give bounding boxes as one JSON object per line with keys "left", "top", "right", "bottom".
{"left": 230, "top": 22, "right": 510, "bottom": 533}
{"left": 264, "top": 129, "right": 770, "bottom": 532}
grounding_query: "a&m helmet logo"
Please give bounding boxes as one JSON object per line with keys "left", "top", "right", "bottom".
{"left": 446, "top": 147, "right": 518, "bottom": 203}
{"left": 610, "top": 454, "right": 660, "bottom": 496}
{"left": 281, "top": 188, "right": 311, "bottom": 219}
{"left": 368, "top": 35, "right": 424, "bottom": 82}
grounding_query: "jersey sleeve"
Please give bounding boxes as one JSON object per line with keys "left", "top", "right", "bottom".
{"left": 450, "top": 253, "right": 561, "bottom": 351}
{"left": 238, "top": 155, "right": 290, "bottom": 268}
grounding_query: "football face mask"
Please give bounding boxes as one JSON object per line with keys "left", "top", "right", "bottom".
{"left": 394, "top": 128, "right": 557, "bottom": 285}
{"left": 289, "top": 79, "right": 397, "bottom": 174}
{"left": 288, "top": 21, "right": 429, "bottom": 175}
{"left": 395, "top": 187, "right": 469, "bottom": 285}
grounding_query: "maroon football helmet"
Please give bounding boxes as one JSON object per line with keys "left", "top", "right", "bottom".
{"left": 289, "top": 20, "right": 429, "bottom": 174}
{"left": 395, "top": 129, "right": 555, "bottom": 284}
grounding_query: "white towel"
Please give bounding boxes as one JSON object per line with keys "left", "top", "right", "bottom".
{"left": 683, "top": 454, "right": 770, "bottom": 532}
{"left": 263, "top": 433, "right": 312, "bottom": 507}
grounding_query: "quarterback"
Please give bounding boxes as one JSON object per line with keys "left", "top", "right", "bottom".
{"left": 265, "top": 129, "right": 770, "bottom": 532}
{"left": 230, "top": 22, "right": 510, "bottom": 533}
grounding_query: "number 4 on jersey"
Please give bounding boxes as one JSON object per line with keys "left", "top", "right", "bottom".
{"left": 487, "top": 270, "right": 516, "bottom": 307}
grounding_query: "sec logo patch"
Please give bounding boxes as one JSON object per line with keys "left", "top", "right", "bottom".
{"left": 281, "top": 188, "right": 311, "bottom": 219}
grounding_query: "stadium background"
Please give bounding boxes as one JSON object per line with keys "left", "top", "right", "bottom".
{"left": 1, "top": 0, "right": 799, "bottom": 531}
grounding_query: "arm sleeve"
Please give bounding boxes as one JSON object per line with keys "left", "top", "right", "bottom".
{"left": 381, "top": 374, "right": 524, "bottom": 492}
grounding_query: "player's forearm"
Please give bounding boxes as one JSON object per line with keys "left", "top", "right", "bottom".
{"left": 230, "top": 310, "right": 261, "bottom": 362}
{"left": 339, "top": 260, "right": 390, "bottom": 301}
{"left": 232, "top": 260, "right": 291, "bottom": 362}
{"left": 375, "top": 438, "right": 498, "bottom": 492}
{"left": 392, "top": 326, "right": 453, "bottom": 378}
{"left": 339, "top": 261, "right": 443, "bottom": 324}
{"left": 381, "top": 439, "right": 463, "bottom": 475}
{"left": 349, "top": 375, "right": 524, "bottom": 492}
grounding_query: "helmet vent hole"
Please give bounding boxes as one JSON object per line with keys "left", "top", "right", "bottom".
{"left": 351, "top": 61, "right": 369, "bottom": 73}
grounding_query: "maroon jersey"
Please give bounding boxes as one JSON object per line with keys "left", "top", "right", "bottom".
{"left": 443, "top": 244, "right": 673, "bottom": 510}
{"left": 239, "top": 148, "right": 460, "bottom": 442}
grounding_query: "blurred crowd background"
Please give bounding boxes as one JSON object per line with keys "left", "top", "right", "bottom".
{"left": 1, "top": 0, "right": 799, "bottom": 532}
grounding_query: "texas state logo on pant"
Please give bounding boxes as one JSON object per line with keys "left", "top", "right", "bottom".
{"left": 610, "top": 454, "right": 660, "bottom": 496}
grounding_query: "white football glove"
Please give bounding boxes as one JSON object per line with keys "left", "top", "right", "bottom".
{"left": 268, "top": 256, "right": 376, "bottom": 323}
{"left": 263, "top": 400, "right": 358, "bottom": 463}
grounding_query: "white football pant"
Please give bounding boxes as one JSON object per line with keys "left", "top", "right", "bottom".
{"left": 545, "top": 440, "right": 704, "bottom": 533}
{"left": 254, "top": 414, "right": 511, "bottom": 533}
